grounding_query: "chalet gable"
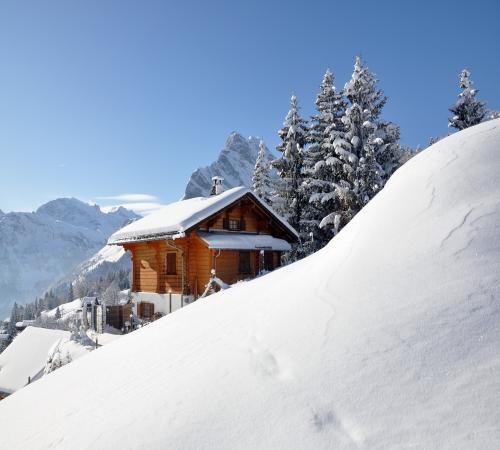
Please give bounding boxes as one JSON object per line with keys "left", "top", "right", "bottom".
{"left": 108, "top": 187, "right": 298, "bottom": 245}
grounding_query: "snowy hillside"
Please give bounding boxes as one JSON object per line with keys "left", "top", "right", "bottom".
{"left": 183, "top": 132, "right": 275, "bottom": 199}
{"left": 0, "top": 199, "right": 138, "bottom": 316}
{"left": 50, "top": 244, "right": 131, "bottom": 295}
{"left": 2, "top": 120, "right": 500, "bottom": 448}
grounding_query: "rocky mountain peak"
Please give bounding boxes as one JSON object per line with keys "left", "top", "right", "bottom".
{"left": 183, "top": 132, "right": 275, "bottom": 199}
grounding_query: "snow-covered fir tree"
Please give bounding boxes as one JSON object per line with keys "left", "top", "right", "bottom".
{"left": 44, "top": 341, "right": 73, "bottom": 375}
{"left": 252, "top": 140, "right": 272, "bottom": 205}
{"left": 301, "top": 69, "right": 346, "bottom": 253}
{"left": 324, "top": 56, "right": 401, "bottom": 234}
{"left": 449, "top": 69, "right": 486, "bottom": 130}
{"left": 271, "top": 95, "right": 308, "bottom": 259}
{"left": 489, "top": 111, "right": 500, "bottom": 121}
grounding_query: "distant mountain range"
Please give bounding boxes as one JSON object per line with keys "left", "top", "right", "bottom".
{"left": 0, "top": 199, "right": 138, "bottom": 317}
{"left": 183, "top": 132, "right": 275, "bottom": 198}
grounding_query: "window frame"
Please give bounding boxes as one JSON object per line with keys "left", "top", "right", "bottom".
{"left": 264, "top": 251, "right": 274, "bottom": 271}
{"left": 228, "top": 218, "right": 240, "bottom": 231}
{"left": 166, "top": 252, "right": 177, "bottom": 276}
{"left": 238, "top": 251, "right": 251, "bottom": 274}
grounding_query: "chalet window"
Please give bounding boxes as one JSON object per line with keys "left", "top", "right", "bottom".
{"left": 166, "top": 253, "right": 177, "bottom": 275}
{"left": 223, "top": 218, "right": 246, "bottom": 231}
{"left": 238, "top": 251, "right": 251, "bottom": 274}
{"left": 264, "top": 251, "right": 274, "bottom": 271}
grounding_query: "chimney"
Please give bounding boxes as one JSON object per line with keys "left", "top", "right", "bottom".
{"left": 210, "top": 176, "right": 224, "bottom": 196}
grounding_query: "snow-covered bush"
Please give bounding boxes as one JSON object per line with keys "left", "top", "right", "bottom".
{"left": 44, "top": 339, "right": 73, "bottom": 375}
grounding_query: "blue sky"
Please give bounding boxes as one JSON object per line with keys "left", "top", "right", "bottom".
{"left": 0, "top": 0, "right": 498, "bottom": 213}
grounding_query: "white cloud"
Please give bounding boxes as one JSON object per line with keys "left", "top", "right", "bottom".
{"left": 101, "top": 202, "right": 166, "bottom": 216}
{"left": 96, "top": 194, "right": 160, "bottom": 203}
{"left": 94, "top": 193, "right": 167, "bottom": 216}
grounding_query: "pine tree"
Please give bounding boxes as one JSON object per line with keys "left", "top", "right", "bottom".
{"left": 449, "top": 69, "right": 486, "bottom": 130}
{"left": 325, "top": 56, "right": 401, "bottom": 234}
{"left": 6, "top": 303, "right": 19, "bottom": 342}
{"left": 252, "top": 140, "right": 272, "bottom": 205}
{"left": 272, "top": 95, "right": 307, "bottom": 233}
{"left": 68, "top": 282, "right": 74, "bottom": 301}
{"left": 301, "top": 69, "right": 346, "bottom": 252}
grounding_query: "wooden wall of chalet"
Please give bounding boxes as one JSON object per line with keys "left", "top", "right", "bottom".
{"left": 187, "top": 233, "right": 211, "bottom": 297}
{"left": 125, "top": 235, "right": 282, "bottom": 297}
{"left": 126, "top": 239, "right": 187, "bottom": 294}
{"left": 213, "top": 250, "right": 258, "bottom": 284}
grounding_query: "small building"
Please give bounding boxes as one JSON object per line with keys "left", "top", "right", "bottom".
{"left": 15, "top": 320, "right": 36, "bottom": 332}
{"left": 104, "top": 304, "right": 133, "bottom": 331}
{"left": 108, "top": 180, "right": 298, "bottom": 317}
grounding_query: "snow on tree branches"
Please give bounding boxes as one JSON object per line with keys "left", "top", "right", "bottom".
{"left": 270, "top": 58, "right": 405, "bottom": 260}
{"left": 321, "top": 56, "right": 401, "bottom": 235}
{"left": 272, "top": 96, "right": 307, "bottom": 231}
{"left": 252, "top": 140, "right": 272, "bottom": 205}
{"left": 271, "top": 95, "right": 308, "bottom": 260}
{"left": 301, "top": 69, "right": 346, "bottom": 252}
{"left": 449, "top": 69, "right": 486, "bottom": 130}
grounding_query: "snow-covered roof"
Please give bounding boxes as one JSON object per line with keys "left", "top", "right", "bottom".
{"left": 41, "top": 298, "right": 84, "bottom": 319}
{"left": 198, "top": 232, "right": 291, "bottom": 251}
{"left": 0, "top": 327, "right": 70, "bottom": 394}
{"left": 15, "top": 320, "right": 35, "bottom": 328}
{"left": 108, "top": 186, "right": 298, "bottom": 244}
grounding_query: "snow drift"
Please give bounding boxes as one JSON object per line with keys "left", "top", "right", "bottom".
{"left": 1, "top": 120, "right": 500, "bottom": 448}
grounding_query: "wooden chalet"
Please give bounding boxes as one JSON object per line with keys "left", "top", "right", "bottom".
{"left": 108, "top": 179, "right": 298, "bottom": 317}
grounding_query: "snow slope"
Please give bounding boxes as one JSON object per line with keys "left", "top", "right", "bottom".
{"left": 183, "top": 132, "right": 275, "bottom": 199}
{"left": 69, "top": 244, "right": 129, "bottom": 283}
{"left": 1, "top": 120, "right": 500, "bottom": 448}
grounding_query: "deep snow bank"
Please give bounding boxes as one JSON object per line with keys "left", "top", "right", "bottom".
{"left": 1, "top": 120, "right": 500, "bottom": 449}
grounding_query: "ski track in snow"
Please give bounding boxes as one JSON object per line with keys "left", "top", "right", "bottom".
{"left": 439, "top": 207, "right": 475, "bottom": 250}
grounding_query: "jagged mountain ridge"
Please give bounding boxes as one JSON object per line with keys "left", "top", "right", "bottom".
{"left": 0, "top": 199, "right": 138, "bottom": 317}
{"left": 183, "top": 132, "right": 275, "bottom": 199}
